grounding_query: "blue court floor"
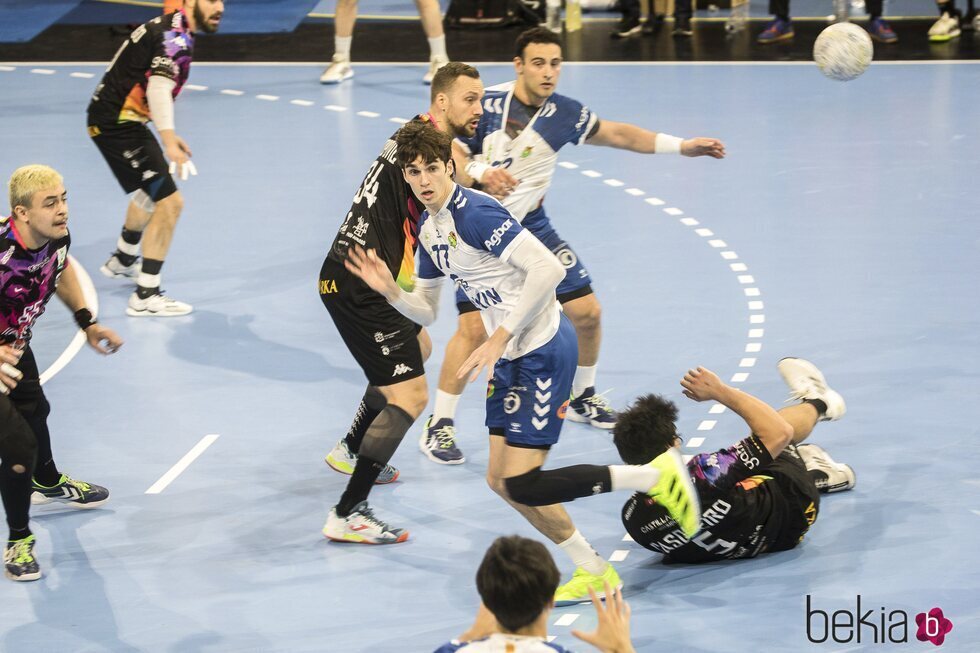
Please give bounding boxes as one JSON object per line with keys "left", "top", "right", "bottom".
{"left": 0, "top": 61, "right": 978, "bottom": 651}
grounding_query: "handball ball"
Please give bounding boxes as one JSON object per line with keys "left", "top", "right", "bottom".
{"left": 813, "top": 22, "right": 873, "bottom": 82}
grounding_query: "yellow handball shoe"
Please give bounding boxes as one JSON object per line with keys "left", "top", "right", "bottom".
{"left": 647, "top": 448, "right": 702, "bottom": 538}
{"left": 554, "top": 564, "right": 622, "bottom": 606}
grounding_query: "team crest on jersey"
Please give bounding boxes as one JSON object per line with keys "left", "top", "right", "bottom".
{"left": 520, "top": 146, "right": 534, "bottom": 159}
{"left": 448, "top": 231, "right": 457, "bottom": 248}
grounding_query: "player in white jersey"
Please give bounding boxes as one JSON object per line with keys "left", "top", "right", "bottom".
{"left": 417, "top": 27, "right": 726, "bottom": 465}
{"left": 345, "top": 121, "right": 701, "bottom": 604}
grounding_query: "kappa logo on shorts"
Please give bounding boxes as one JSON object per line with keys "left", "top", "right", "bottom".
{"left": 141, "top": 170, "right": 157, "bottom": 181}
{"left": 392, "top": 363, "right": 414, "bottom": 377}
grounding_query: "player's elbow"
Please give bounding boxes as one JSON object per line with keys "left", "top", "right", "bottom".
{"left": 542, "top": 257, "right": 564, "bottom": 291}
{"left": 761, "top": 417, "right": 794, "bottom": 454}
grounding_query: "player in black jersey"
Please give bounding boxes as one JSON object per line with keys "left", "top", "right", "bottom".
{"left": 617, "top": 358, "right": 855, "bottom": 564}
{"left": 88, "top": 0, "right": 223, "bottom": 317}
{"left": 319, "top": 63, "right": 486, "bottom": 544}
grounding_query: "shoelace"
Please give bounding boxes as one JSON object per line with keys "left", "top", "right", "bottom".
{"left": 356, "top": 506, "right": 393, "bottom": 532}
{"left": 580, "top": 390, "right": 615, "bottom": 412}
{"left": 5, "top": 539, "right": 34, "bottom": 564}
{"left": 431, "top": 425, "right": 457, "bottom": 450}
{"left": 64, "top": 476, "right": 92, "bottom": 492}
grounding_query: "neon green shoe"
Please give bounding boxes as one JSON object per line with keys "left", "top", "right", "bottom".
{"left": 647, "top": 448, "right": 701, "bottom": 538}
{"left": 554, "top": 564, "right": 622, "bottom": 606}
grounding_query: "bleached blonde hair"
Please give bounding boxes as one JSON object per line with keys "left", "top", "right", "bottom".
{"left": 8, "top": 164, "right": 64, "bottom": 212}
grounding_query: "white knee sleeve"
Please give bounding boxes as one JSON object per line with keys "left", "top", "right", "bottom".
{"left": 130, "top": 189, "right": 156, "bottom": 213}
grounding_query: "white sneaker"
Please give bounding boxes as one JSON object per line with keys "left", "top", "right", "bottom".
{"left": 126, "top": 291, "right": 192, "bottom": 317}
{"left": 797, "top": 444, "right": 856, "bottom": 493}
{"left": 319, "top": 55, "right": 353, "bottom": 84}
{"left": 322, "top": 501, "right": 409, "bottom": 544}
{"left": 100, "top": 254, "right": 139, "bottom": 279}
{"left": 928, "top": 12, "right": 961, "bottom": 41}
{"left": 422, "top": 56, "right": 449, "bottom": 85}
{"left": 777, "top": 357, "right": 845, "bottom": 421}
{"left": 324, "top": 439, "right": 400, "bottom": 483}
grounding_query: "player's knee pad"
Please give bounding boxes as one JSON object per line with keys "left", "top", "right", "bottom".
{"left": 503, "top": 467, "right": 547, "bottom": 506}
{"left": 130, "top": 189, "right": 156, "bottom": 213}
{"left": 364, "top": 386, "right": 388, "bottom": 412}
{"left": 0, "top": 428, "right": 37, "bottom": 473}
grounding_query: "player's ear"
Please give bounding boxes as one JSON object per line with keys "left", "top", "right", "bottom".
{"left": 447, "top": 159, "right": 456, "bottom": 179}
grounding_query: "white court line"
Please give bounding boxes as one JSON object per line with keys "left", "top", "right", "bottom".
{"left": 145, "top": 434, "right": 221, "bottom": 494}
{"left": 70, "top": 71, "right": 95, "bottom": 78}
{"left": 721, "top": 251, "right": 739, "bottom": 260}
{"left": 748, "top": 328, "right": 765, "bottom": 338}
{"left": 220, "top": 89, "right": 244, "bottom": 95}
{"left": 750, "top": 314, "right": 766, "bottom": 324}
{"left": 682, "top": 454, "right": 693, "bottom": 463}
{"left": 739, "top": 358, "right": 757, "bottom": 367}
{"left": 748, "top": 300, "right": 764, "bottom": 310}
{"left": 708, "top": 404, "right": 727, "bottom": 414}
{"left": 744, "top": 287, "right": 761, "bottom": 296}
{"left": 554, "top": 614, "right": 580, "bottom": 627}
{"left": 738, "top": 274, "right": 755, "bottom": 283}
{"left": 708, "top": 239, "right": 727, "bottom": 248}
{"left": 0, "top": 65, "right": 15, "bottom": 71}
{"left": 695, "top": 228, "right": 714, "bottom": 237}
{"left": 357, "top": 110, "right": 380, "bottom": 118}
{"left": 324, "top": 104, "right": 347, "bottom": 112}
{"left": 40, "top": 256, "right": 98, "bottom": 386}
{"left": 644, "top": 197, "right": 664, "bottom": 206}
{"left": 603, "top": 179, "right": 624, "bottom": 187}
{"left": 697, "top": 420, "right": 716, "bottom": 431}
{"left": 389, "top": 116, "right": 410, "bottom": 124}
{"left": 558, "top": 161, "right": 579, "bottom": 169}
{"left": 625, "top": 187, "right": 644, "bottom": 196}
{"left": 663, "top": 207, "right": 683, "bottom": 216}
{"left": 290, "top": 99, "right": 314, "bottom": 106}
{"left": 31, "top": 68, "right": 56, "bottom": 75}
{"left": 731, "top": 372, "right": 750, "bottom": 383}
{"left": 609, "top": 550, "right": 630, "bottom": 562}
{"left": 622, "top": 533, "right": 633, "bottom": 542}
{"left": 745, "top": 343, "right": 762, "bottom": 353}
{"left": 185, "top": 84, "right": 208, "bottom": 91}
{"left": 680, "top": 217, "right": 699, "bottom": 226}
{"left": 730, "top": 263, "right": 748, "bottom": 271}
{"left": 256, "top": 94, "right": 280, "bottom": 101}
{"left": 581, "top": 170, "right": 602, "bottom": 178}
{"left": 687, "top": 437, "right": 706, "bottom": 447}
{"left": 547, "top": 636, "right": 557, "bottom": 643}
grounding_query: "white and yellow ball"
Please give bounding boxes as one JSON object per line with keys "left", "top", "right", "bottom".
{"left": 813, "top": 22, "right": 874, "bottom": 82}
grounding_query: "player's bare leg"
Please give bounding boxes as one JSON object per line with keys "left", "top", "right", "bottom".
{"left": 417, "top": 0, "right": 449, "bottom": 84}
{"left": 562, "top": 294, "right": 615, "bottom": 429}
{"left": 126, "top": 191, "right": 191, "bottom": 317}
{"left": 320, "top": 0, "right": 357, "bottom": 83}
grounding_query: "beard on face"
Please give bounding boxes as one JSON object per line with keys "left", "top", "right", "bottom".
{"left": 194, "top": 3, "right": 220, "bottom": 33}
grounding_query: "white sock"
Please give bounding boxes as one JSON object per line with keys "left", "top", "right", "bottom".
{"left": 572, "top": 365, "right": 597, "bottom": 397}
{"left": 432, "top": 389, "right": 461, "bottom": 423}
{"left": 428, "top": 35, "right": 447, "bottom": 61}
{"left": 116, "top": 236, "right": 140, "bottom": 257}
{"left": 609, "top": 465, "right": 660, "bottom": 493}
{"left": 334, "top": 36, "right": 352, "bottom": 60}
{"left": 558, "top": 529, "right": 607, "bottom": 576}
{"left": 137, "top": 272, "right": 160, "bottom": 290}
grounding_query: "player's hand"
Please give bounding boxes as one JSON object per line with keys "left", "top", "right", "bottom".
{"left": 457, "top": 328, "right": 509, "bottom": 383}
{"left": 165, "top": 135, "right": 197, "bottom": 180}
{"left": 344, "top": 245, "right": 399, "bottom": 300}
{"left": 0, "top": 344, "right": 24, "bottom": 395}
{"left": 481, "top": 168, "right": 520, "bottom": 199}
{"left": 681, "top": 137, "right": 726, "bottom": 159}
{"left": 84, "top": 324, "right": 123, "bottom": 355}
{"left": 681, "top": 366, "right": 726, "bottom": 402}
{"left": 572, "top": 582, "right": 636, "bottom": 653}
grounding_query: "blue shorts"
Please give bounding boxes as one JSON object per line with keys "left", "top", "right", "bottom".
{"left": 485, "top": 314, "right": 578, "bottom": 448}
{"left": 456, "top": 206, "right": 592, "bottom": 312}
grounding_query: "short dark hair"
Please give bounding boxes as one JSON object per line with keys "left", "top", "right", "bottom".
{"left": 430, "top": 62, "right": 480, "bottom": 103}
{"left": 476, "top": 535, "right": 560, "bottom": 632}
{"left": 395, "top": 120, "right": 453, "bottom": 168}
{"left": 515, "top": 27, "right": 562, "bottom": 59}
{"left": 613, "top": 394, "right": 680, "bottom": 465}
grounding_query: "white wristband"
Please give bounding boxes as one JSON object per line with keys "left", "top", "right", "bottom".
{"left": 464, "top": 160, "right": 491, "bottom": 183}
{"left": 655, "top": 133, "right": 684, "bottom": 155}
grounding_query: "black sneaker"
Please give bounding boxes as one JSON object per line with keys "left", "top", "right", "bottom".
{"left": 32, "top": 474, "right": 109, "bottom": 509}
{"left": 611, "top": 17, "right": 642, "bottom": 39}
{"left": 673, "top": 17, "right": 693, "bottom": 37}
{"left": 4, "top": 535, "right": 41, "bottom": 582}
{"left": 643, "top": 14, "right": 666, "bottom": 34}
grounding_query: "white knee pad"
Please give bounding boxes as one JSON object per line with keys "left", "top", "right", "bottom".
{"left": 130, "top": 189, "right": 156, "bottom": 213}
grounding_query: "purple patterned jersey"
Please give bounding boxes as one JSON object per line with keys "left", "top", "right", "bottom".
{"left": 0, "top": 218, "right": 70, "bottom": 349}
{"left": 87, "top": 11, "right": 194, "bottom": 125}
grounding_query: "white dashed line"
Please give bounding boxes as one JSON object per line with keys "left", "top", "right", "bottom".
{"left": 708, "top": 404, "right": 727, "bottom": 414}
{"left": 0, "top": 65, "right": 15, "bottom": 71}
{"left": 581, "top": 170, "right": 602, "bottom": 178}
{"left": 683, "top": 454, "right": 694, "bottom": 463}
{"left": 357, "top": 110, "right": 380, "bottom": 118}
{"left": 708, "top": 239, "right": 727, "bottom": 248}
{"left": 70, "top": 71, "right": 95, "bottom": 78}
{"left": 680, "top": 217, "right": 699, "bottom": 226}
{"left": 695, "top": 228, "right": 714, "bottom": 237}
{"left": 609, "top": 550, "right": 630, "bottom": 562}
{"left": 663, "top": 207, "right": 684, "bottom": 216}
{"left": 738, "top": 274, "right": 755, "bottom": 284}
{"left": 730, "top": 263, "right": 748, "bottom": 272}
{"left": 555, "top": 614, "right": 580, "bottom": 627}
{"left": 622, "top": 533, "right": 634, "bottom": 542}
{"left": 145, "top": 434, "right": 221, "bottom": 494}
{"left": 697, "top": 420, "right": 717, "bottom": 431}
{"left": 721, "top": 251, "right": 739, "bottom": 260}
{"left": 290, "top": 99, "right": 314, "bottom": 106}
{"left": 744, "top": 287, "right": 761, "bottom": 296}
{"left": 547, "top": 636, "right": 557, "bottom": 643}
{"left": 745, "top": 343, "right": 762, "bottom": 353}
{"left": 625, "top": 187, "right": 645, "bottom": 196}
{"left": 30, "top": 68, "right": 56, "bottom": 75}
{"left": 731, "top": 372, "right": 750, "bottom": 383}
{"left": 750, "top": 315, "right": 766, "bottom": 324}
{"left": 604, "top": 179, "right": 624, "bottom": 187}
{"left": 644, "top": 197, "right": 665, "bottom": 206}
{"left": 748, "top": 328, "right": 765, "bottom": 338}
{"left": 748, "top": 300, "right": 764, "bottom": 310}
{"left": 324, "top": 104, "right": 347, "bottom": 111}
{"left": 739, "top": 358, "right": 757, "bottom": 367}
{"left": 558, "top": 161, "right": 579, "bottom": 169}
{"left": 687, "top": 437, "right": 706, "bottom": 447}
{"left": 221, "top": 89, "right": 244, "bottom": 95}
{"left": 185, "top": 84, "right": 208, "bottom": 91}
{"left": 389, "top": 116, "right": 409, "bottom": 124}
{"left": 256, "top": 94, "right": 280, "bottom": 101}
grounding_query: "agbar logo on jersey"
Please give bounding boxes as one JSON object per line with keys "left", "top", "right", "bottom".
{"left": 484, "top": 218, "right": 514, "bottom": 250}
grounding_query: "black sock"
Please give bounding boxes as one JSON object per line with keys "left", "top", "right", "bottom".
{"left": 121, "top": 228, "right": 142, "bottom": 246}
{"left": 32, "top": 457, "right": 61, "bottom": 487}
{"left": 136, "top": 258, "right": 164, "bottom": 299}
{"left": 8, "top": 526, "right": 31, "bottom": 542}
{"left": 344, "top": 387, "right": 387, "bottom": 454}
{"left": 336, "top": 455, "right": 386, "bottom": 516}
{"left": 803, "top": 398, "right": 828, "bottom": 418}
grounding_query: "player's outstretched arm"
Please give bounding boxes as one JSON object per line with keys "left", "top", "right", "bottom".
{"left": 681, "top": 366, "right": 792, "bottom": 458}
{"left": 587, "top": 120, "right": 726, "bottom": 159}
{"left": 572, "top": 582, "right": 637, "bottom": 653}
{"left": 345, "top": 245, "right": 442, "bottom": 326}
{"left": 55, "top": 263, "right": 123, "bottom": 355}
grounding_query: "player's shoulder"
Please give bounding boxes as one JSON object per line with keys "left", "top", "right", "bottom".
{"left": 453, "top": 186, "right": 508, "bottom": 217}
{"left": 548, "top": 91, "right": 587, "bottom": 112}
{"left": 485, "top": 81, "right": 514, "bottom": 96}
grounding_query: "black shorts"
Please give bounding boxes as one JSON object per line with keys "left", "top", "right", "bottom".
{"left": 766, "top": 445, "right": 821, "bottom": 552}
{"left": 319, "top": 257, "right": 424, "bottom": 388}
{"left": 88, "top": 120, "right": 178, "bottom": 201}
